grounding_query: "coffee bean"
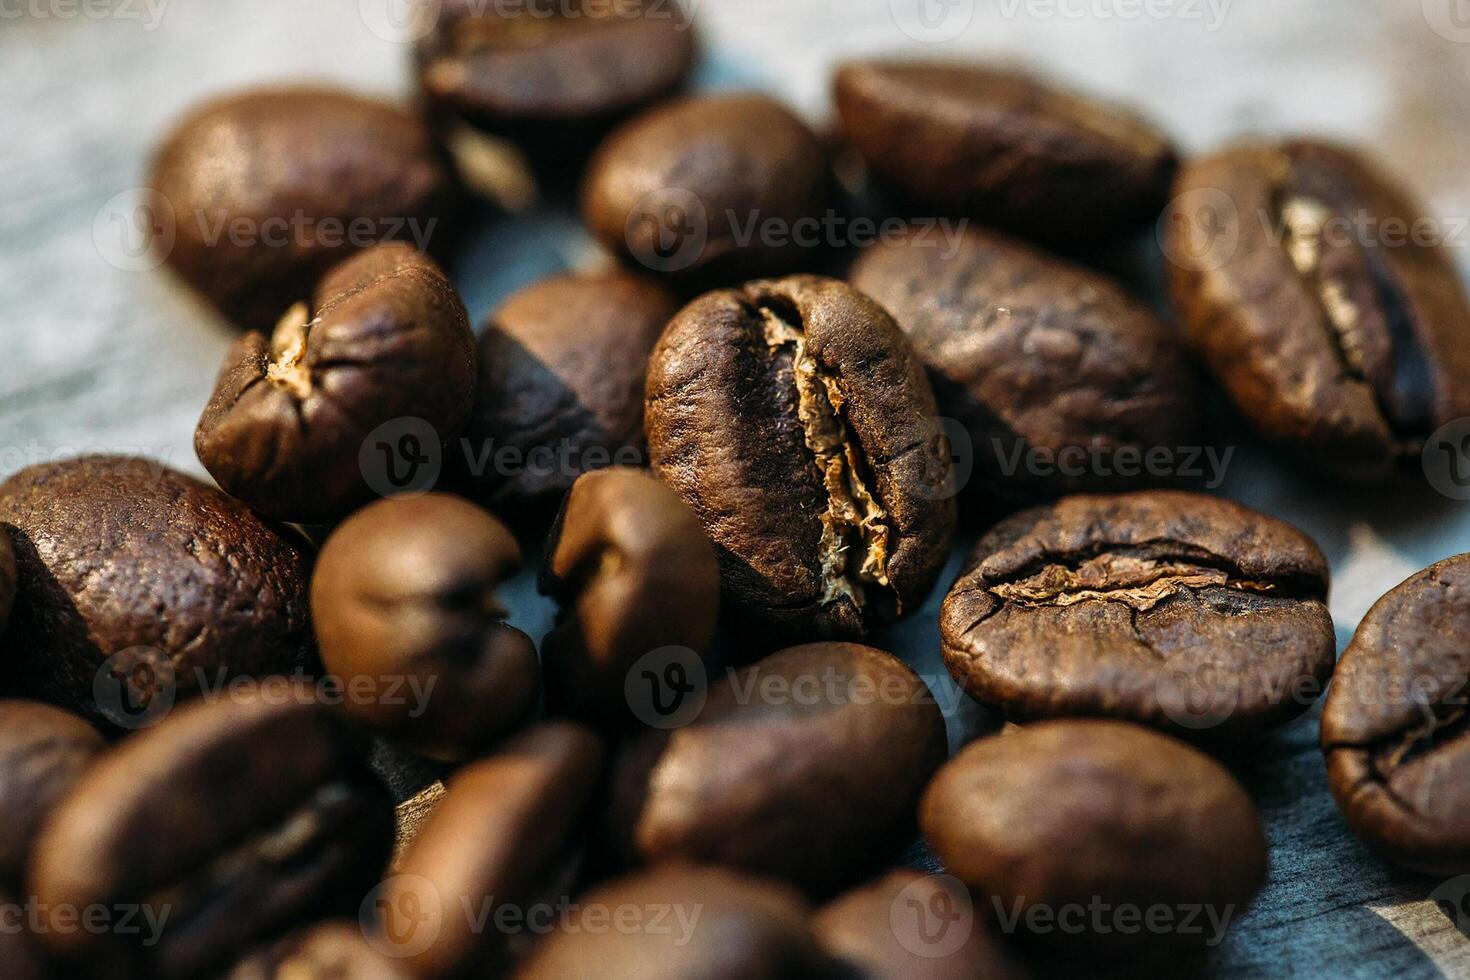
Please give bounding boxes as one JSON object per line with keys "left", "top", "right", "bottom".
{"left": 813, "top": 868, "right": 1032, "bottom": 980}
{"left": 0, "top": 701, "right": 104, "bottom": 885}
{"left": 149, "top": 86, "right": 455, "bottom": 330}
{"left": 312, "top": 494, "right": 539, "bottom": 761}
{"left": 540, "top": 468, "right": 719, "bottom": 727}
{"left": 1166, "top": 140, "right": 1470, "bottom": 480}
{"left": 466, "top": 271, "right": 678, "bottom": 513}
{"left": 833, "top": 61, "right": 1176, "bottom": 245}
{"left": 195, "top": 244, "right": 476, "bottom": 524}
{"left": 29, "top": 682, "right": 394, "bottom": 979}
{"left": 582, "top": 94, "right": 833, "bottom": 281}
{"left": 383, "top": 722, "right": 604, "bottom": 975}
{"left": 921, "top": 720, "right": 1267, "bottom": 956}
{"left": 851, "top": 226, "right": 1201, "bottom": 501}
{"left": 228, "top": 922, "right": 407, "bottom": 980}
{"left": 645, "top": 275, "right": 956, "bottom": 644}
{"left": 602, "top": 642, "right": 946, "bottom": 895}
{"left": 940, "top": 491, "right": 1335, "bottom": 739}
{"left": 0, "top": 893, "right": 43, "bottom": 980}
{"left": 1322, "top": 553, "right": 1470, "bottom": 873}
{"left": 0, "top": 457, "right": 314, "bottom": 727}
{"left": 515, "top": 866, "right": 823, "bottom": 978}
{"left": 0, "top": 533, "right": 14, "bottom": 633}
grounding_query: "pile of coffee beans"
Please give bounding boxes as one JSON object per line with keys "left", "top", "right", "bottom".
{"left": 4, "top": 3, "right": 1469, "bottom": 977}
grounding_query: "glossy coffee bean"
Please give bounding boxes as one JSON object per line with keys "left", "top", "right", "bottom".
{"left": 603, "top": 643, "right": 947, "bottom": 895}
{"left": 1322, "top": 554, "right": 1470, "bottom": 873}
{"left": 814, "top": 869, "right": 1031, "bottom": 980}
{"left": 0, "top": 701, "right": 104, "bottom": 884}
{"left": 1167, "top": 140, "right": 1470, "bottom": 480}
{"left": 582, "top": 94, "right": 833, "bottom": 282}
{"left": 196, "top": 244, "right": 476, "bottom": 524}
{"left": 941, "top": 491, "right": 1334, "bottom": 739}
{"left": 921, "top": 720, "right": 1267, "bottom": 956}
{"left": 834, "top": 61, "right": 1176, "bottom": 245}
{"left": 515, "top": 866, "right": 823, "bottom": 979}
{"left": 466, "top": 271, "right": 678, "bottom": 511}
{"left": 229, "top": 922, "right": 407, "bottom": 980}
{"left": 383, "top": 722, "right": 604, "bottom": 975}
{"left": 312, "top": 494, "right": 539, "bottom": 761}
{"left": 851, "top": 226, "right": 1201, "bottom": 501}
{"left": 540, "top": 468, "right": 719, "bottom": 726}
{"left": 645, "top": 275, "right": 956, "bottom": 644}
{"left": 150, "top": 86, "right": 455, "bottom": 330}
{"left": 30, "top": 683, "right": 394, "bottom": 979}
{"left": 0, "top": 457, "right": 313, "bottom": 727}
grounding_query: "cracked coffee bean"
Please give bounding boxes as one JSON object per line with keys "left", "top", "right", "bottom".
{"left": 229, "top": 922, "right": 407, "bottom": 980}
{"left": 940, "top": 491, "right": 1335, "bottom": 739}
{"left": 383, "top": 722, "right": 604, "bottom": 975}
{"left": 833, "top": 61, "right": 1176, "bottom": 245}
{"left": 602, "top": 642, "right": 947, "bottom": 896}
{"left": 851, "top": 226, "right": 1201, "bottom": 502}
{"left": 30, "top": 682, "right": 394, "bottom": 980}
{"left": 1322, "top": 553, "right": 1470, "bottom": 873}
{"left": 467, "top": 271, "right": 678, "bottom": 513}
{"left": 0, "top": 456, "right": 314, "bottom": 727}
{"left": 645, "top": 275, "right": 956, "bottom": 644}
{"left": 540, "top": 468, "right": 720, "bottom": 727}
{"left": 1167, "top": 140, "right": 1470, "bottom": 480}
{"left": 921, "top": 720, "right": 1267, "bottom": 958}
{"left": 582, "top": 94, "right": 833, "bottom": 283}
{"left": 516, "top": 866, "right": 824, "bottom": 978}
{"left": 150, "top": 86, "right": 455, "bottom": 331}
{"left": 312, "top": 494, "right": 539, "bottom": 762}
{"left": 0, "top": 701, "right": 104, "bottom": 886}
{"left": 195, "top": 244, "right": 476, "bottom": 525}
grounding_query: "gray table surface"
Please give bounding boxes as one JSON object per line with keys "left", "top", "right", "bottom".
{"left": 5, "top": 1, "right": 1470, "bottom": 976}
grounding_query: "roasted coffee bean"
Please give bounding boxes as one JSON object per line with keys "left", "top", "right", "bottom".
{"left": 312, "top": 494, "right": 539, "bottom": 761}
{"left": 0, "top": 457, "right": 313, "bottom": 727}
{"left": 814, "top": 868, "right": 1031, "bottom": 980}
{"left": 383, "top": 722, "right": 604, "bottom": 975}
{"left": 195, "top": 244, "right": 476, "bottom": 525}
{"left": 1322, "top": 554, "right": 1470, "bottom": 873}
{"left": 645, "top": 275, "right": 956, "bottom": 644}
{"left": 921, "top": 720, "right": 1267, "bottom": 956}
{"left": 540, "top": 468, "right": 719, "bottom": 727}
{"left": 0, "top": 701, "right": 103, "bottom": 885}
{"left": 0, "top": 532, "right": 14, "bottom": 633}
{"left": 467, "top": 271, "right": 678, "bottom": 512}
{"left": 30, "top": 683, "right": 394, "bottom": 979}
{"left": 603, "top": 642, "right": 946, "bottom": 895}
{"left": 940, "top": 491, "right": 1334, "bottom": 739}
{"left": 1166, "top": 140, "right": 1470, "bottom": 480}
{"left": 416, "top": 0, "right": 697, "bottom": 173}
{"left": 582, "top": 94, "right": 833, "bottom": 282}
{"left": 833, "top": 61, "right": 1176, "bottom": 245}
{"left": 150, "top": 86, "right": 454, "bottom": 331}
{"left": 228, "top": 922, "right": 407, "bottom": 980}
{"left": 515, "top": 866, "right": 823, "bottom": 978}
{"left": 851, "top": 226, "right": 1201, "bottom": 501}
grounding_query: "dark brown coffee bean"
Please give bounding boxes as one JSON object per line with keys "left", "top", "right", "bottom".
{"left": 833, "top": 61, "right": 1176, "bottom": 245}
{"left": 0, "top": 533, "right": 14, "bottom": 634}
{"left": 312, "top": 494, "right": 539, "bottom": 761}
{"left": 383, "top": 722, "right": 604, "bottom": 975}
{"left": 1322, "top": 553, "right": 1470, "bottom": 873}
{"left": 195, "top": 244, "right": 476, "bottom": 525}
{"left": 603, "top": 642, "right": 947, "bottom": 895}
{"left": 540, "top": 468, "right": 719, "bottom": 727}
{"left": 30, "top": 682, "right": 394, "bottom": 979}
{"left": 645, "top": 275, "right": 956, "bottom": 644}
{"left": 1166, "top": 140, "right": 1470, "bottom": 480}
{"left": 851, "top": 226, "right": 1201, "bottom": 501}
{"left": 149, "top": 86, "right": 455, "bottom": 331}
{"left": 515, "top": 866, "right": 823, "bottom": 979}
{"left": 228, "top": 922, "right": 407, "bottom": 980}
{"left": 940, "top": 491, "right": 1334, "bottom": 739}
{"left": 582, "top": 94, "right": 833, "bottom": 282}
{"left": 0, "top": 893, "right": 43, "bottom": 980}
{"left": 0, "top": 457, "right": 313, "bottom": 728}
{"left": 0, "top": 701, "right": 104, "bottom": 885}
{"left": 921, "top": 720, "right": 1267, "bottom": 957}
{"left": 467, "top": 271, "right": 678, "bottom": 511}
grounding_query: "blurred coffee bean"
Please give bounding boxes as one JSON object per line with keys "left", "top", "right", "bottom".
{"left": 0, "top": 701, "right": 104, "bottom": 885}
